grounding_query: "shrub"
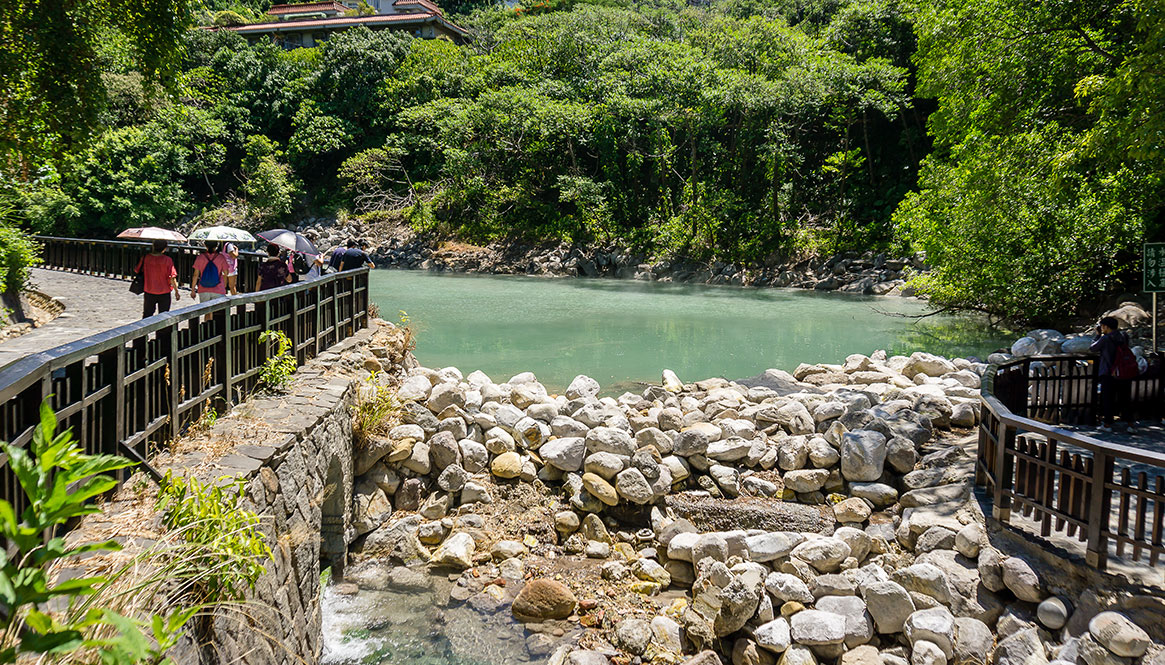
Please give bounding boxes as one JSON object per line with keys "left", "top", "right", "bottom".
{"left": 154, "top": 474, "right": 270, "bottom": 604}
{"left": 257, "top": 330, "right": 296, "bottom": 390}
{"left": 213, "top": 10, "right": 247, "bottom": 26}
{"left": 0, "top": 400, "right": 190, "bottom": 664}
{"left": 352, "top": 375, "right": 404, "bottom": 445}
{"left": 0, "top": 223, "right": 41, "bottom": 294}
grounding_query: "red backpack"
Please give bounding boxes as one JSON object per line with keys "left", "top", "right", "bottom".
{"left": 1113, "top": 342, "right": 1140, "bottom": 379}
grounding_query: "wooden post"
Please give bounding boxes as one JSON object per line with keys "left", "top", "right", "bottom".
{"left": 289, "top": 291, "right": 300, "bottom": 364}
{"left": 221, "top": 302, "right": 234, "bottom": 408}
{"left": 1042, "top": 438, "right": 1058, "bottom": 537}
{"left": 1086, "top": 451, "right": 1114, "bottom": 570}
{"left": 992, "top": 418, "right": 1012, "bottom": 522}
{"left": 114, "top": 344, "right": 126, "bottom": 446}
{"left": 168, "top": 323, "right": 180, "bottom": 443}
{"left": 332, "top": 278, "right": 340, "bottom": 346}
{"left": 314, "top": 282, "right": 322, "bottom": 357}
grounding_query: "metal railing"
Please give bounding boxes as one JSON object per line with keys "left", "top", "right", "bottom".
{"left": 36, "top": 235, "right": 267, "bottom": 292}
{"left": 978, "top": 354, "right": 1165, "bottom": 570}
{"left": 0, "top": 239, "right": 369, "bottom": 519}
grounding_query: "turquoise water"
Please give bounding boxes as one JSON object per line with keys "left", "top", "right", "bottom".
{"left": 368, "top": 270, "right": 1010, "bottom": 392}
{"left": 322, "top": 586, "right": 537, "bottom": 665}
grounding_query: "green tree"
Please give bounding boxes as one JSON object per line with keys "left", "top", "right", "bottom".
{"left": 242, "top": 135, "right": 300, "bottom": 224}
{"left": 896, "top": 0, "right": 1161, "bottom": 321}
{"left": 0, "top": 0, "right": 191, "bottom": 167}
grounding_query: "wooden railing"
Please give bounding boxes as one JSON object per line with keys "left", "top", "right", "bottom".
{"left": 0, "top": 242, "right": 369, "bottom": 519}
{"left": 36, "top": 235, "right": 267, "bottom": 292}
{"left": 978, "top": 355, "right": 1165, "bottom": 570}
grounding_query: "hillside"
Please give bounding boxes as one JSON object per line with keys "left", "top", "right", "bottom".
{"left": 1, "top": 0, "right": 1160, "bottom": 322}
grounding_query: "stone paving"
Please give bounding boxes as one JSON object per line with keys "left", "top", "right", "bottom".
{"left": 0, "top": 268, "right": 162, "bottom": 370}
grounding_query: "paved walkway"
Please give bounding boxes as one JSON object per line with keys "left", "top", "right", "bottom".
{"left": 0, "top": 269, "right": 150, "bottom": 370}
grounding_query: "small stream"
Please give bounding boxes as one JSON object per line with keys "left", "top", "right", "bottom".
{"left": 322, "top": 584, "right": 549, "bottom": 665}
{"left": 340, "top": 270, "right": 1014, "bottom": 663}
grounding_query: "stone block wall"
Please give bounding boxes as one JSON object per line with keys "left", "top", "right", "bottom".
{"left": 165, "top": 367, "right": 358, "bottom": 665}
{"left": 63, "top": 327, "right": 394, "bottom": 665}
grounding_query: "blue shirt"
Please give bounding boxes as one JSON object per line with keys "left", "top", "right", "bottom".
{"left": 337, "top": 248, "right": 370, "bottom": 271}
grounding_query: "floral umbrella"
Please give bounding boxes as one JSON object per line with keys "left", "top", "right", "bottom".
{"left": 116, "top": 227, "right": 187, "bottom": 242}
{"left": 189, "top": 225, "right": 256, "bottom": 243}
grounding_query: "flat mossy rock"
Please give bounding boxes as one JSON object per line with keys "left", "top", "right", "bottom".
{"left": 665, "top": 494, "right": 832, "bottom": 533}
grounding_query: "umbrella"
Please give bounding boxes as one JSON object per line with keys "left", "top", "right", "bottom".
{"left": 189, "top": 225, "right": 256, "bottom": 243}
{"left": 257, "top": 229, "right": 318, "bottom": 255}
{"left": 117, "top": 227, "right": 187, "bottom": 242}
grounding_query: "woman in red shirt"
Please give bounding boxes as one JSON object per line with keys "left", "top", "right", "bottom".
{"left": 136, "top": 240, "right": 181, "bottom": 318}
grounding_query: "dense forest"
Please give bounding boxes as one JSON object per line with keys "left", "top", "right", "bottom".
{"left": 1, "top": 0, "right": 1161, "bottom": 322}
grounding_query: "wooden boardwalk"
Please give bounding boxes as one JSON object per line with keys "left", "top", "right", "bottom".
{"left": 0, "top": 268, "right": 152, "bottom": 369}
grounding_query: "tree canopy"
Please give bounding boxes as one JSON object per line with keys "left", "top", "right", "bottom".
{"left": 0, "top": 0, "right": 191, "bottom": 168}
{"left": 894, "top": 0, "right": 1163, "bottom": 321}
{"left": 3, "top": 0, "right": 1164, "bottom": 322}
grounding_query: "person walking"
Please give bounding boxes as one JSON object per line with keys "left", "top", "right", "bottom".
{"left": 224, "top": 242, "right": 240, "bottom": 294}
{"left": 191, "top": 241, "right": 230, "bottom": 303}
{"left": 256, "top": 243, "right": 293, "bottom": 291}
{"left": 1091, "top": 315, "right": 1138, "bottom": 432}
{"left": 135, "top": 240, "right": 181, "bottom": 318}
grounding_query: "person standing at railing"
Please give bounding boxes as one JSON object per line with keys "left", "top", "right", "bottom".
{"left": 190, "top": 241, "right": 230, "bottom": 303}
{"left": 335, "top": 238, "right": 374, "bottom": 272}
{"left": 1092, "top": 315, "right": 1138, "bottom": 432}
{"left": 136, "top": 240, "right": 181, "bottom": 318}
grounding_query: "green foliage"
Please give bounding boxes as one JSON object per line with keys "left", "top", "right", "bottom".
{"left": 155, "top": 473, "right": 270, "bottom": 603}
{"left": 0, "top": 400, "right": 190, "bottom": 663}
{"left": 0, "top": 223, "right": 41, "bottom": 294}
{"left": 213, "top": 10, "right": 249, "bottom": 26}
{"left": 897, "top": 129, "right": 1151, "bottom": 321}
{"left": 257, "top": 330, "right": 297, "bottom": 390}
{"left": 242, "top": 135, "right": 301, "bottom": 225}
{"left": 339, "top": 146, "right": 413, "bottom": 213}
{"left": 0, "top": 0, "right": 191, "bottom": 166}
{"left": 8, "top": 5, "right": 921, "bottom": 263}
{"left": 896, "top": 0, "right": 1162, "bottom": 321}
{"left": 18, "top": 106, "right": 230, "bottom": 236}
{"left": 352, "top": 375, "right": 406, "bottom": 445}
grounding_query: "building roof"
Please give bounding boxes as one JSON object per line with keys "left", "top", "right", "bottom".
{"left": 393, "top": 0, "right": 445, "bottom": 14}
{"left": 267, "top": 1, "right": 347, "bottom": 15}
{"left": 225, "top": 12, "right": 469, "bottom": 39}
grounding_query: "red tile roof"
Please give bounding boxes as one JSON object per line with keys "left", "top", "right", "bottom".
{"left": 226, "top": 12, "right": 469, "bottom": 38}
{"left": 393, "top": 0, "right": 444, "bottom": 15}
{"left": 267, "top": 1, "right": 347, "bottom": 14}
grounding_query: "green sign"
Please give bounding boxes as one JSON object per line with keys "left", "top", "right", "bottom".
{"left": 1146, "top": 243, "right": 1165, "bottom": 292}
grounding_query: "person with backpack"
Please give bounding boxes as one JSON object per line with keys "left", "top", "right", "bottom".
{"left": 1091, "top": 315, "right": 1138, "bottom": 432}
{"left": 190, "top": 241, "right": 230, "bottom": 303}
{"left": 256, "top": 243, "right": 293, "bottom": 291}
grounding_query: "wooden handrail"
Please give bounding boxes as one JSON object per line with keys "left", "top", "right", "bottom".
{"left": 978, "top": 354, "right": 1165, "bottom": 570}
{"left": 0, "top": 238, "right": 370, "bottom": 520}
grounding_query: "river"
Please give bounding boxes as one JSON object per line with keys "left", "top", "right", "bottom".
{"left": 366, "top": 270, "right": 1010, "bottom": 392}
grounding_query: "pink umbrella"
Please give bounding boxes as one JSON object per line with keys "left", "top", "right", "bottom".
{"left": 117, "top": 227, "right": 187, "bottom": 242}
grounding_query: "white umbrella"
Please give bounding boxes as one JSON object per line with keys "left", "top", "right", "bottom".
{"left": 189, "top": 226, "right": 257, "bottom": 243}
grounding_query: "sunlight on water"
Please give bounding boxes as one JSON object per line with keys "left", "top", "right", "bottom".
{"left": 322, "top": 585, "right": 541, "bottom": 665}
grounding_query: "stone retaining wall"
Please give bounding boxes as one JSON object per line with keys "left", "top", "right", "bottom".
{"left": 61, "top": 326, "right": 401, "bottom": 665}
